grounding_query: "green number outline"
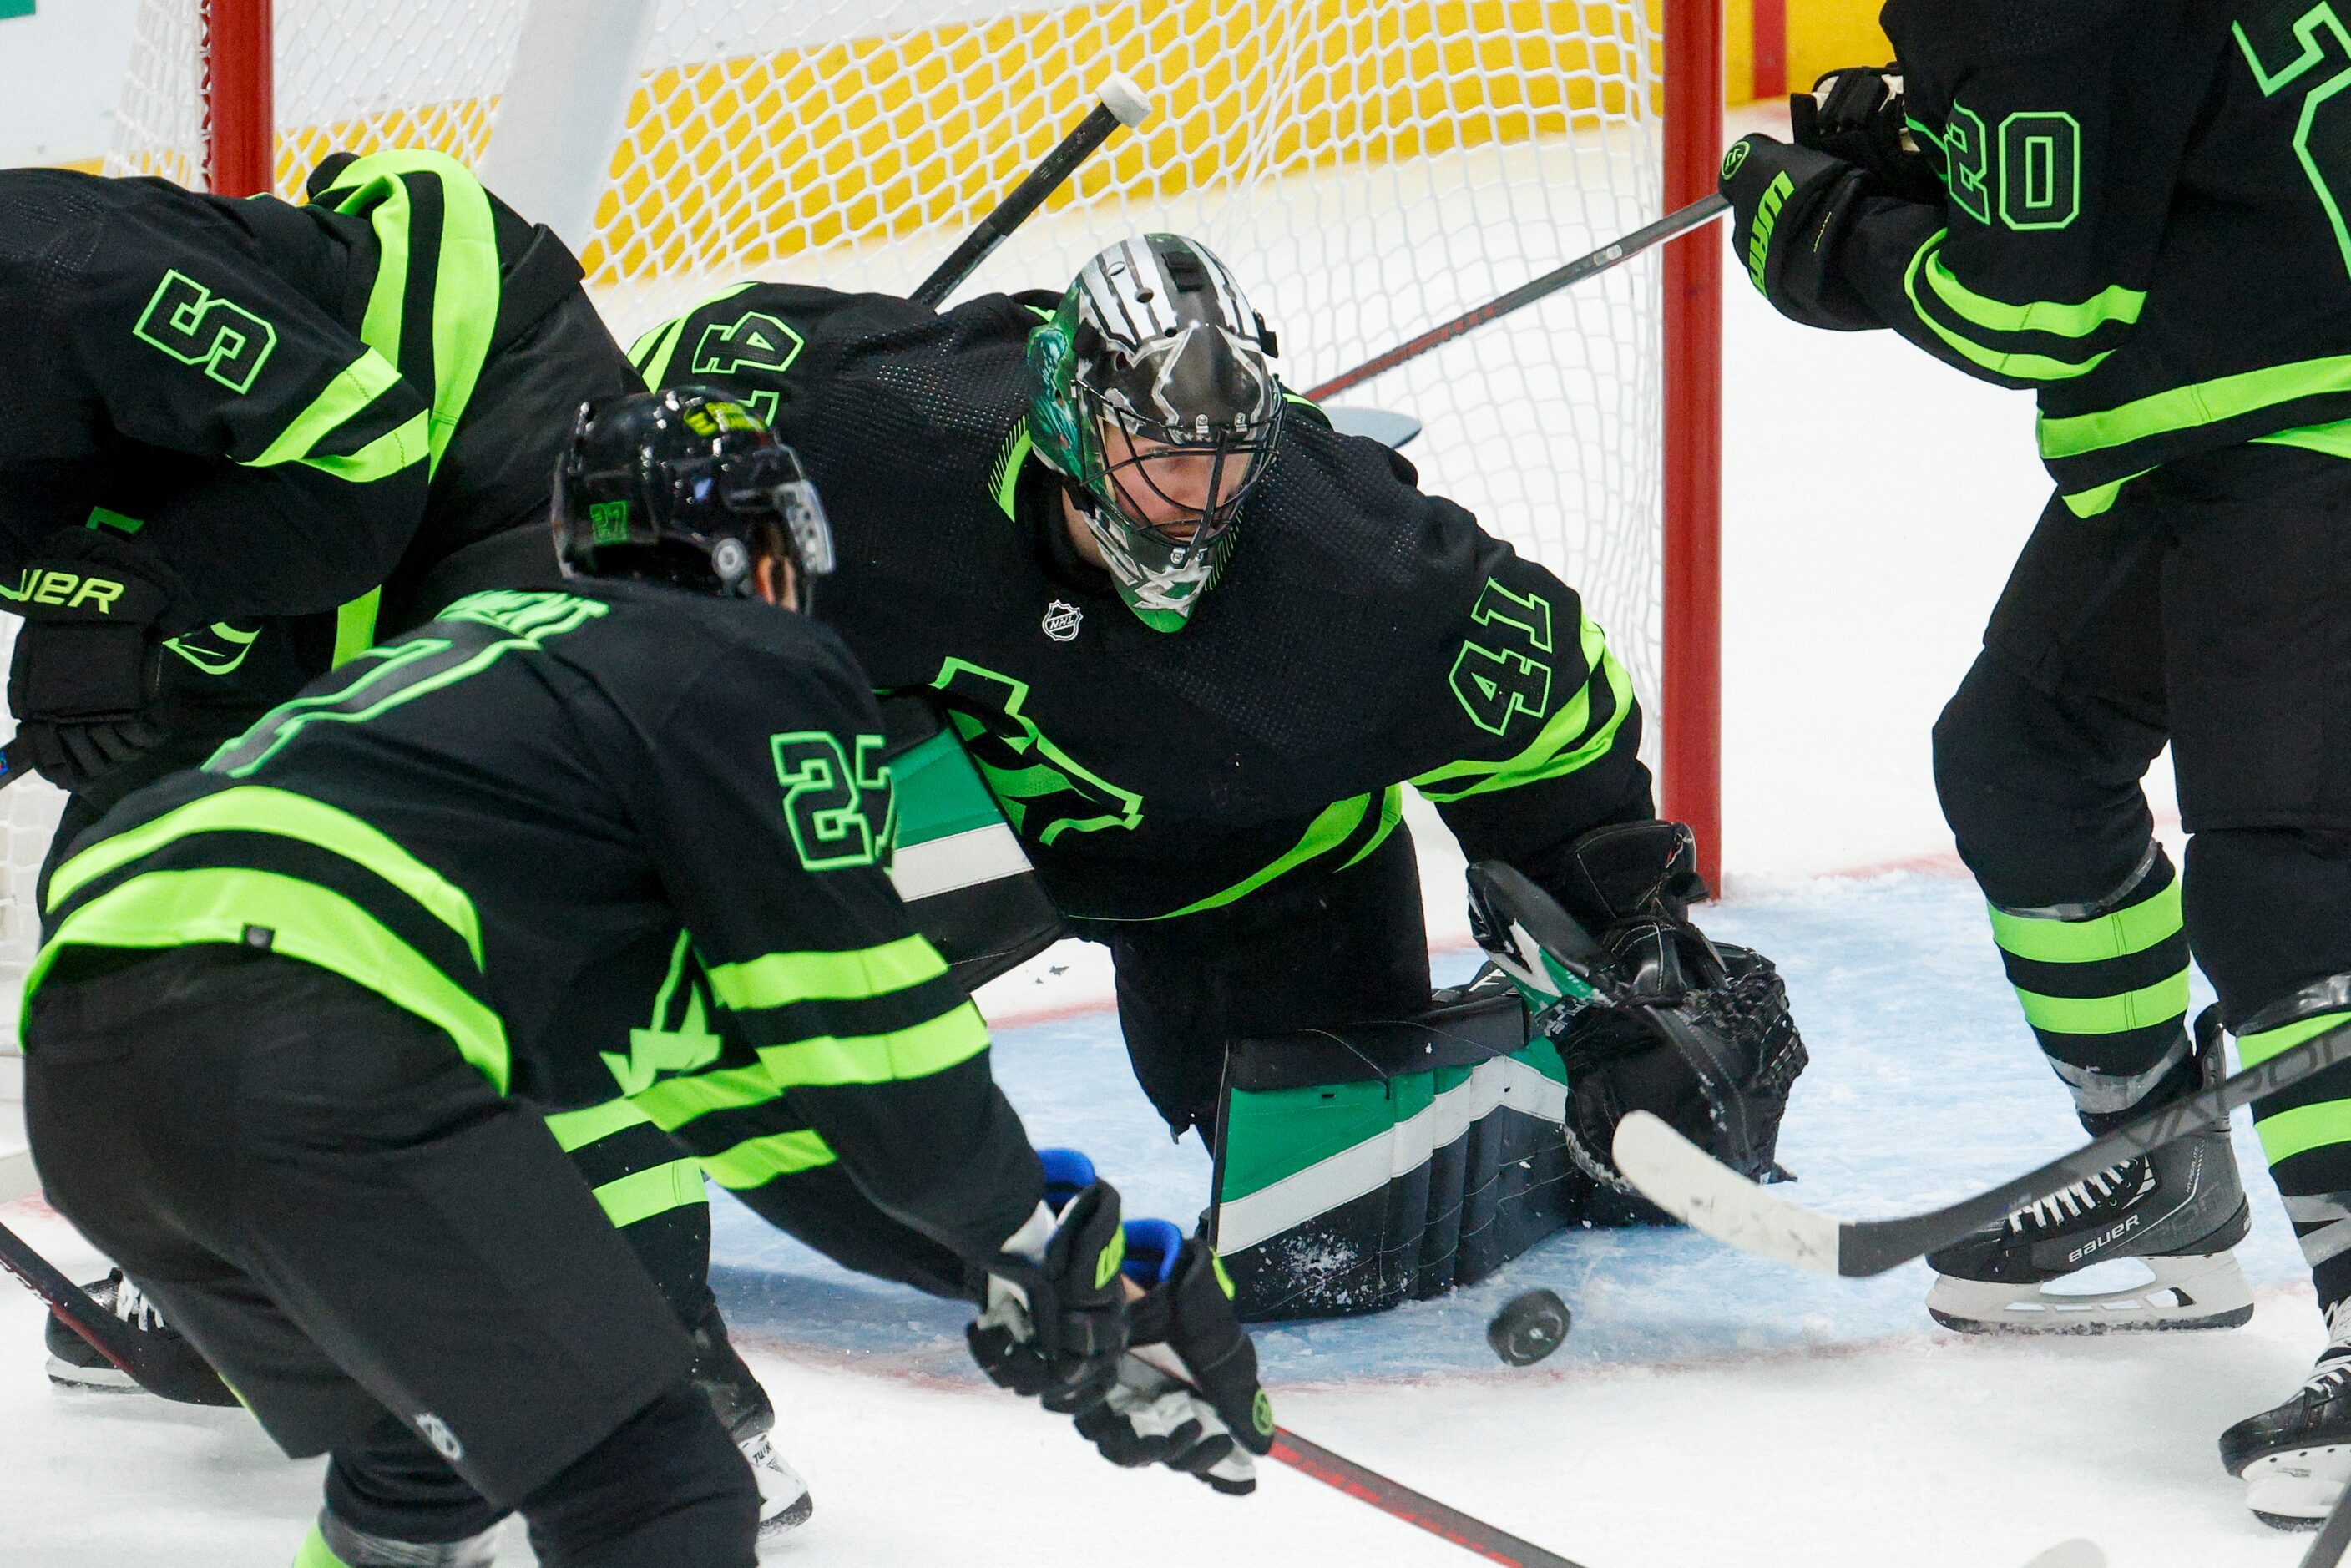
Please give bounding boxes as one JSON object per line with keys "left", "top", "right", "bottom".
{"left": 1448, "top": 577, "right": 1556, "bottom": 737}
{"left": 771, "top": 731, "right": 895, "bottom": 871}
{"left": 690, "top": 310, "right": 806, "bottom": 379}
{"left": 133, "top": 270, "right": 279, "bottom": 393}
{"left": 1943, "top": 104, "right": 1994, "bottom": 226}
{"left": 1997, "top": 112, "right": 2082, "bottom": 231}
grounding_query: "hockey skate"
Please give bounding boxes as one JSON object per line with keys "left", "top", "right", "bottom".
{"left": 2221, "top": 1302, "right": 2351, "bottom": 1529}
{"left": 43, "top": 1267, "right": 235, "bottom": 1403}
{"left": 691, "top": 1314, "right": 813, "bottom": 1536}
{"left": 1924, "top": 1010, "right": 2252, "bottom": 1333}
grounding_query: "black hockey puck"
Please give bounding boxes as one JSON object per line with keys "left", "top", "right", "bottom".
{"left": 1486, "top": 1288, "right": 1570, "bottom": 1366}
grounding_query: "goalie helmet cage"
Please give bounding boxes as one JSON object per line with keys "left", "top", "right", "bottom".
{"left": 15, "top": 0, "right": 1721, "bottom": 1030}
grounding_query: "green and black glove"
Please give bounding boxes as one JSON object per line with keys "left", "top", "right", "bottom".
{"left": 967, "top": 1179, "right": 1130, "bottom": 1415}
{"left": 4, "top": 533, "right": 195, "bottom": 795}
{"left": 1074, "top": 1220, "right": 1273, "bottom": 1495}
{"left": 1718, "top": 133, "right": 1876, "bottom": 331}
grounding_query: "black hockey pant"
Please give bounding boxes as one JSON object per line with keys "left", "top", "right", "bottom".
{"left": 1933, "top": 443, "right": 2351, "bottom": 1308}
{"left": 23, "top": 947, "right": 760, "bottom": 1565}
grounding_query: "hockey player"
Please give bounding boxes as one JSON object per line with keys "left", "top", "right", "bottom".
{"left": 631, "top": 235, "right": 1809, "bottom": 1313}
{"left": 1719, "top": 3, "right": 2351, "bottom": 1524}
{"left": 0, "top": 153, "right": 791, "bottom": 1521}
{"left": 18, "top": 387, "right": 1271, "bottom": 1566}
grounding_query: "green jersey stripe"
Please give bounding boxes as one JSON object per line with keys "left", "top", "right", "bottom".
{"left": 30, "top": 867, "right": 509, "bottom": 1091}
{"left": 754, "top": 1003, "right": 991, "bottom": 1090}
{"left": 1411, "top": 615, "right": 1631, "bottom": 802}
{"left": 632, "top": 1060, "right": 781, "bottom": 1132}
{"left": 2011, "top": 974, "right": 2191, "bottom": 1036}
{"left": 699, "top": 1128, "right": 837, "bottom": 1190}
{"left": 2039, "top": 352, "right": 2351, "bottom": 460}
{"left": 544, "top": 1095, "right": 660, "bottom": 1151}
{"left": 1915, "top": 236, "right": 2145, "bottom": 339}
{"left": 246, "top": 349, "right": 421, "bottom": 474}
{"left": 585, "top": 1157, "right": 708, "bottom": 1228}
{"left": 1155, "top": 792, "right": 1376, "bottom": 921}
{"left": 705, "top": 932, "right": 951, "bottom": 1012}
{"left": 1902, "top": 236, "right": 2114, "bottom": 383}
{"left": 46, "top": 784, "right": 484, "bottom": 964}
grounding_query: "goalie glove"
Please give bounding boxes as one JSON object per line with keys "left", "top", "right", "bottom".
{"left": 1469, "top": 829, "right": 1808, "bottom": 1216}
{"left": 1790, "top": 66, "right": 1944, "bottom": 205}
{"left": 967, "top": 1176, "right": 1129, "bottom": 1415}
{"left": 1074, "top": 1219, "right": 1272, "bottom": 1495}
{"left": 4, "top": 534, "right": 195, "bottom": 795}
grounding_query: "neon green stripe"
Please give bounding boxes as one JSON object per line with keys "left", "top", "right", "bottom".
{"left": 2060, "top": 470, "right": 2152, "bottom": 518}
{"left": 2040, "top": 354, "right": 2351, "bottom": 460}
{"left": 2257, "top": 415, "right": 2351, "bottom": 462}
{"left": 246, "top": 351, "right": 418, "bottom": 471}
{"left": 1340, "top": 786, "right": 1405, "bottom": 871}
{"left": 1987, "top": 880, "right": 2182, "bottom": 964}
{"left": 756, "top": 1003, "right": 990, "bottom": 1089}
{"left": 1412, "top": 618, "right": 1633, "bottom": 802}
{"left": 589, "top": 1158, "right": 708, "bottom": 1228}
{"left": 1155, "top": 794, "right": 1370, "bottom": 920}
{"left": 294, "top": 1525, "right": 349, "bottom": 1568}
{"left": 2012, "top": 974, "right": 2189, "bottom": 1035}
{"left": 700, "top": 1129, "right": 837, "bottom": 1190}
{"left": 706, "top": 933, "right": 949, "bottom": 1013}
{"left": 544, "top": 1096, "right": 655, "bottom": 1151}
{"left": 46, "top": 785, "right": 483, "bottom": 964}
{"left": 633, "top": 1062, "right": 782, "bottom": 1131}
{"left": 331, "top": 587, "right": 382, "bottom": 667}
{"left": 1918, "top": 244, "right": 2144, "bottom": 338}
{"left": 31, "top": 868, "right": 508, "bottom": 1092}
{"left": 2237, "top": 1010, "right": 2351, "bottom": 1068}
{"left": 1902, "top": 235, "right": 2111, "bottom": 382}
{"left": 301, "top": 412, "right": 430, "bottom": 483}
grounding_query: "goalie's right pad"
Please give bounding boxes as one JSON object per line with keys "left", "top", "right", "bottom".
{"left": 1469, "top": 838, "right": 1808, "bottom": 1226}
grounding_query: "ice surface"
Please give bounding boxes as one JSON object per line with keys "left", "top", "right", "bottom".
{"left": 0, "top": 108, "right": 2298, "bottom": 1566}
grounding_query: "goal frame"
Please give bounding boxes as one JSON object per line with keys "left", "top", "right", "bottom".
{"left": 185, "top": 0, "right": 1727, "bottom": 888}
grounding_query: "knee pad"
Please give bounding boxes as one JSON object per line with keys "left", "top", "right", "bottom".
{"left": 520, "top": 1381, "right": 758, "bottom": 1568}
{"left": 1931, "top": 655, "right": 2159, "bottom": 908}
{"left": 2185, "top": 828, "right": 2351, "bottom": 1023}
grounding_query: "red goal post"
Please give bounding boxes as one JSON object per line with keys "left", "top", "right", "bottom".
{"left": 136, "top": 0, "right": 1727, "bottom": 888}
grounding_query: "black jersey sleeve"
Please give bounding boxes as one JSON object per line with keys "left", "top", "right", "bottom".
{"left": 42, "top": 195, "right": 431, "bottom": 617}
{"left": 635, "top": 632, "right": 1044, "bottom": 1264}
{"left": 1808, "top": 1, "right": 2215, "bottom": 395}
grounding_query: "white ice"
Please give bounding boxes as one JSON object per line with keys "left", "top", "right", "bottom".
{"left": 0, "top": 104, "right": 2298, "bottom": 1566}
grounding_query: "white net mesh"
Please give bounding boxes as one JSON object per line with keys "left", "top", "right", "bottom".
{"left": 77, "top": 0, "right": 1668, "bottom": 1040}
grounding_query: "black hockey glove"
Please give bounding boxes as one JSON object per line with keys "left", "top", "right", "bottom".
{"left": 1469, "top": 828, "right": 1809, "bottom": 1222}
{"left": 1718, "top": 133, "right": 1878, "bottom": 331}
{"left": 1074, "top": 1220, "right": 1272, "bottom": 1495}
{"left": 967, "top": 1178, "right": 1130, "bottom": 1415}
{"left": 4, "top": 534, "right": 194, "bottom": 796}
{"left": 1790, "top": 66, "right": 1944, "bottom": 205}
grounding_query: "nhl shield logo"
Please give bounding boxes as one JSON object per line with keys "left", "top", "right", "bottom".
{"left": 1042, "top": 600, "right": 1083, "bottom": 642}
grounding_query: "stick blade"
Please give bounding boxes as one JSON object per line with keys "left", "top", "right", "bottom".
{"left": 2020, "top": 1541, "right": 2106, "bottom": 1568}
{"left": 1611, "top": 1110, "right": 1846, "bottom": 1275}
{"left": 1323, "top": 407, "right": 1422, "bottom": 449}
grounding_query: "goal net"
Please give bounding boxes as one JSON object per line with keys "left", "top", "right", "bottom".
{"left": 0, "top": 0, "right": 1716, "bottom": 1039}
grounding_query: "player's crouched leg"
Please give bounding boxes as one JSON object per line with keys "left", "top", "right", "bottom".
{"left": 22, "top": 947, "right": 759, "bottom": 1567}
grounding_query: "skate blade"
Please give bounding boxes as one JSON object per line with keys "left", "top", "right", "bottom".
{"left": 741, "top": 1433, "right": 814, "bottom": 1538}
{"left": 2240, "top": 1443, "right": 2351, "bottom": 1530}
{"left": 44, "top": 1355, "right": 145, "bottom": 1393}
{"left": 1925, "top": 1252, "right": 2253, "bottom": 1334}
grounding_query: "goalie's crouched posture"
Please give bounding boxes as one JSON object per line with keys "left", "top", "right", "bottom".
{"left": 20, "top": 390, "right": 1268, "bottom": 1568}
{"left": 636, "top": 234, "right": 1811, "bottom": 1318}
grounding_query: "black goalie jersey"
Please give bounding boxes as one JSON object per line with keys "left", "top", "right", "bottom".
{"left": 29, "top": 582, "right": 1044, "bottom": 1265}
{"left": 633, "top": 284, "right": 1655, "bottom": 923}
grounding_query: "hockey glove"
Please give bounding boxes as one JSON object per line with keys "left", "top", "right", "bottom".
{"left": 1469, "top": 833, "right": 1808, "bottom": 1220}
{"left": 968, "top": 1178, "right": 1129, "bottom": 1415}
{"left": 5, "top": 534, "right": 194, "bottom": 795}
{"left": 1790, "top": 66, "right": 1944, "bottom": 205}
{"left": 1719, "top": 133, "right": 1878, "bottom": 331}
{"left": 1074, "top": 1219, "right": 1273, "bottom": 1495}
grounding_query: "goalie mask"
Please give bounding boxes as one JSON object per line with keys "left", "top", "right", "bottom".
{"left": 1028, "top": 234, "right": 1284, "bottom": 631}
{"left": 553, "top": 387, "right": 834, "bottom": 609}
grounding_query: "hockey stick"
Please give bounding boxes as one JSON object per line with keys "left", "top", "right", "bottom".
{"left": 0, "top": 1212, "right": 235, "bottom": 1404}
{"left": 910, "top": 73, "right": 1155, "bottom": 310}
{"left": 1269, "top": 1426, "right": 1587, "bottom": 1568}
{"left": 1303, "top": 194, "right": 1731, "bottom": 402}
{"left": 2303, "top": 1485, "right": 2351, "bottom": 1568}
{"left": 1610, "top": 1018, "right": 2351, "bottom": 1277}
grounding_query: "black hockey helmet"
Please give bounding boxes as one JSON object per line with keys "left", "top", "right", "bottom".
{"left": 553, "top": 386, "right": 834, "bottom": 606}
{"left": 1027, "top": 234, "right": 1283, "bottom": 631}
